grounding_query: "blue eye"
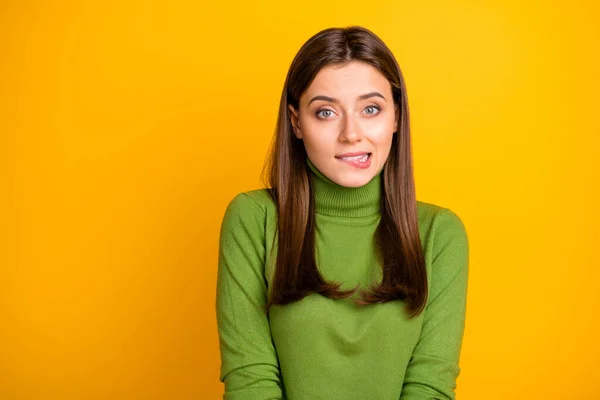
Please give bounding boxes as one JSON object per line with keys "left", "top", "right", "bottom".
{"left": 364, "top": 105, "right": 381, "bottom": 115}
{"left": 316, "top": 105, "right": 380, "bottom": 119}
{"left": 316, "top": 109, "right": 334, "bottom": 119}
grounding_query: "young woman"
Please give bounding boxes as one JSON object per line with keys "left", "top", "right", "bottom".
{"left": 216, "top": 26, "right": 469, "bottom": 400}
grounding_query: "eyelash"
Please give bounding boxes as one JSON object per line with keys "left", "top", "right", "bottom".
{"left": 315, "top": 105, "right": 381, "bottom": 119}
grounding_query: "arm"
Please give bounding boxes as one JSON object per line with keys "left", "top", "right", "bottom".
{"left": 216, "top": 193, "right": 283, "bottom": 400}
{"left": 400, "top": 208, "right": 470, "bottom": 400}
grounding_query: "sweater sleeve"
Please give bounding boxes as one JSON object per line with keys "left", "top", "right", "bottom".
{"left": 216, "top": 193, "right": 284, "bottom": 400}
{"left": 400, "top": 208, "right": 469, "bottom": 400}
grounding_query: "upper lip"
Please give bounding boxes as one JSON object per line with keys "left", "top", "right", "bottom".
{"left": 335, "top": 151, "right": 371, "bottom": 158}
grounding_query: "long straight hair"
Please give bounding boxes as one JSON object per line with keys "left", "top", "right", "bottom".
{"left": 261, "top": 26, "right": 427, "bottom": 318}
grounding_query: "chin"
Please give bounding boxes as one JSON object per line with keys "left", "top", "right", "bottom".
{"left": 332, "top": 173, "right": 374, "bottom": 188}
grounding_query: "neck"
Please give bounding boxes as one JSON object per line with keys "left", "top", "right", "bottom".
{"left": 306, "top": 157, "right": 382, "bottom": 218}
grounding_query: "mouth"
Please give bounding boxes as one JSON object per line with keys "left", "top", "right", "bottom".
{"left": 335, "top": 152, "right": 372, "bottom": 162}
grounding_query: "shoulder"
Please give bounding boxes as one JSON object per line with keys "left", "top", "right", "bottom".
{"left": 416, "top": 200, "right": 469, "bottom": 250}
{"left": 417, "top": 200, "right": 466, "bottom": 229}
{"left": 417, "top": 202, "right": 469, "bottom": 305}
{"left": 224, "top": 188, "right": 275, "bottom": 214}
{"left": 241, "top": 188, "right": 276, "bottom": 211}
{"left": 221, "top": 188, "right": 275, "bottom": 231}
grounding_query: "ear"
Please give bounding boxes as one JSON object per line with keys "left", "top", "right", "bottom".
{"left": 288, "top": 104, "right": 302, "bottom": 139}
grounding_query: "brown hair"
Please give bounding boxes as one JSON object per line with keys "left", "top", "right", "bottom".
{"left": 261, "top": 26, "right": 427, "bottom": 318}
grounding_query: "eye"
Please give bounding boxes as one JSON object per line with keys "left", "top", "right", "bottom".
{"left": 364, "top": 105, "right": 381, "bottom": 115}
{"left": 316, "top": 109, "right": 335, "bottom": 119}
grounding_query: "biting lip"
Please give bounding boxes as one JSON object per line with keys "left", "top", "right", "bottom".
{"left": 335, "top": 151, "right": 371, "bottom": 158}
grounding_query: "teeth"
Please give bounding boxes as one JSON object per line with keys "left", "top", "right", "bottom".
{"left": 342, "top": 154, "right": 369, "bottom": 162}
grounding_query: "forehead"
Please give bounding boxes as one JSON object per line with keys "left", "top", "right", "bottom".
{"left": 302, "top": 61, "right": 392, "bottom": 102}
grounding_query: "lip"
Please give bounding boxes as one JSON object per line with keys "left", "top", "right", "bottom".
{"left": 335, "top": 151, "right": 371, "bottom": 158}
{"left": 335, "top": 152, "right": 372, "bottom": 169}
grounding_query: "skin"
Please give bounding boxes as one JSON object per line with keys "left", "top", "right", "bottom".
{"left": 288, "top": 60, "right": 399, "bottom": 188}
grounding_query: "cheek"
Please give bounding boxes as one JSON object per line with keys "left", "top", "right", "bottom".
{"left": 370, "top": 127, "right": 394, "bottom": 149}
{"left": 368, "top": 114, "right": 395, "bottom": 134}
{"left": 369, "top": 131, "right": 394, "bottom": 163}
{"left": 304, "top": 137, "right": 334, "bottom": 159}
{"left": 300, "top": 122, "right": 335, "bottom": 150}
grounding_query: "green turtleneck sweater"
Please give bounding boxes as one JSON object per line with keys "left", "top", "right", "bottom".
{"left": 216, "top": 158, "right": 469, "bottom": 400}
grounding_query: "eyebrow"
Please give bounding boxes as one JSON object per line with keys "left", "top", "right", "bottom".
{"left": 307, "top": 91, "right": 387, "bottom": 106}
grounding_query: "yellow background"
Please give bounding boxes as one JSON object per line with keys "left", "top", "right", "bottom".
{"left": 2, "top": 0, "right": 599, "bottom": 399}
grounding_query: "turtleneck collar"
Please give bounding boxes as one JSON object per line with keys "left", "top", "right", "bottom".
{"left": 306, "top": 157, "right": 382, "bottom": 218}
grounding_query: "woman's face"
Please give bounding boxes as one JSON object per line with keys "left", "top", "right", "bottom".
{"left": 288, "top": 60, "right": 398, "bottom": 188}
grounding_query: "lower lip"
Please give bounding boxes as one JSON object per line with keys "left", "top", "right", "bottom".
{"left": 336, "top": 154, "right": 372, "bottom": 169}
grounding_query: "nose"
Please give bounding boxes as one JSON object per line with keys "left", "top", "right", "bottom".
{"left": 338, "top": 113, "right": 363, "bottom": 144}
